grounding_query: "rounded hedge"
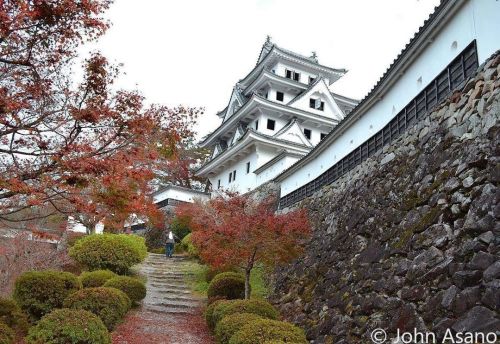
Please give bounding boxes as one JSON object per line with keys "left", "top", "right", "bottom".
{"left": 215, "top": 312, "right": 264, "bottom": 344}
{"left": 181, "top": 233, "right": 198, "bottom": 257}
{"left": 13, "top": 271, "right": 81, "bottom": 320}
{"left": 103, "top": 276, "right": 146, "bottom": 304}
{"left": 207, "top": 272, "right": 245, "bottom": 300}
{"left": 26, "top": 308, "right": 110, "bottom": 344}
{"left": 63, "top": 287, "right": 131, "bottom": 330}
{"left": 229, "top": 319, "right": 307, "bottom": 344}
{"left": 205, "top": 299, "right": 229, "bottom": 331}
{"left": 0, "top": 298, "right": 29, "bottom": 334}
{"left": 69, "top": 234, "right": 147, "bottom": 274}
{"left": 212, "top": 299, "right": 279, "bottom": 328}
{"left": 79, "top": 270, "right": 117, "bottom": 288}
{"left": 0, "top": 323, "right": 15, "bottom": 344}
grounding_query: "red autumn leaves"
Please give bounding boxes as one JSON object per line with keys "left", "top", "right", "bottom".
{"left": 0, "top": 0, "right": 201, "bottom": 231}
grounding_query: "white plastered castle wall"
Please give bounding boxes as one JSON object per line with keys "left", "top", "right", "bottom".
{"left": 280, "top": 0, "right": 500, "bottom": 197}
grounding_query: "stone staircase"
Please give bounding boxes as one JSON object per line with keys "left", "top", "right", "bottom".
{"left": 141, "top": 253, "right": 201, "bottom": 315}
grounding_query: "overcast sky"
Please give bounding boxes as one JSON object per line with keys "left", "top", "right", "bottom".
{"left": 80, "top": 0, "right": 441, "bottom": 138}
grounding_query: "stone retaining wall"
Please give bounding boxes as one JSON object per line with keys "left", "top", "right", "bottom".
{"left": 270, "top": 52, "right": 500, "bottom": 343}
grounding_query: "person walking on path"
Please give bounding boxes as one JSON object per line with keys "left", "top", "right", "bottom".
{"left": 165, "top": 230, "right": 177, "bottom": 258}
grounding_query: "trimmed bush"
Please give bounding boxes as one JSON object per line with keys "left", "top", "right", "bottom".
{"left": 63, "top": 287, "right": 131, "bottom": 330}
{"left": 0, "top": 323, "right": 15, "bottom": 344}
{"left": 0, "top": 298, "right": 29, "bottom": 334}
{"left": 26, "top": 308, "right": 110, "bottom": 344}
{"left": 205, "top": 299, "right": 229, "bottom": 331}
{"left": 215, "top": 312, "right": 264, "bottom": 344}
{"left": 206, "top": 267, "right": 238, "bottom": 283}
{"left": 212, "top": 299, "right": 279, "bottom": 329}
{"left": 79, "top": 270, "right": 117, "bottom": 288}
{"left": 207, "top": 272, "right": 245, "bottom": 300}
{"left": 181, "top": 233, "right": 198, "bottom": 257}
{"left": 229, "top": 319, "right": 307, "bottom": 344}
{"left": 69, "top": 234, "right": 147, "bottom": 274}
{"left": 103, "top": 276, "right": 146, "bottom": 304}
{"left": 149, "top": 247, "right": 165, "bottom": 254}
{"left": 13, "top": 271, "right": 81, "bottom": 320}
{"left": 119, "top": 234, "right": 148, "bottom": 261}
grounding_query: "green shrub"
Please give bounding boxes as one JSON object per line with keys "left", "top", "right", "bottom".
{"left": 206, "top": 267, "right": 238, "bottom": 282}
{"left": 0, "top": 298, "right": 29, "bottom": 334}
{"left": 103, "top": 276, "right": 146, "bottom": 304}
{"left": 170, "top": 216, "right": 191, "bottom": 239}
{"left": 229, "top": 319, "right": 307, "bottom": 344}
{"left": 212, "top": 299, "right": 279, "bottom": 329}
{"left": 69, "top": 233, "right": 147, "bottom": 274}
{"left": 207, "top": 272, "right": 245, "bottom": 300}
{"left": 26, "top": 308, "right": 110, "bottom": 344}
{"left": 149, "top": 247, "right": 165, "bottom": 254}
{"left": 13, "top": 271, "right": 81, "bottom": 320}
{"left": 205, "top": 299, "right": 229, "bottom": 331}
{"left": 215, "top": 313, "right": 264, "bottom": 344}
{"left": 0, "top": 323, "right": 15, "bottom": 344}
{"left": 181, "top": 233, "right": 198, "bottom": 257}
{"left": 79, "top": 270, "right": 117, "bottom": 288}
{"left": 174, "top": 243, "right": 184, "bottom": 253}
{"left": 63, "top": 287, "right": 130, "bottom": 330}
{"left": 119, "top": 234, "right": 147, "bottom": 261}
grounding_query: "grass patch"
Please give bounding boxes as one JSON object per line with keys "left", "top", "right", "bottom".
{"left": 184, "top": 261, "right": 210, "bottom": 296}
{"left": 249, "top": 265, "right": 268, "bottom": 299}
{"left": 183, "top": 261, "right": 269, "bottom": 298}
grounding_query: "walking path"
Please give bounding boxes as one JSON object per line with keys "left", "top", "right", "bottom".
{"left": 112, "top": 253, "right": 213, "bottom": 344}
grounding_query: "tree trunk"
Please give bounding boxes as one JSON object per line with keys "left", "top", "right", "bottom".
{"left": 244, "top": 268, "right": 252, "bottom": 299}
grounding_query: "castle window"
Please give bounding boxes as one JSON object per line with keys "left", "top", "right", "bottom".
{"left": 255, "top": 120, "right": 259, "bottom": 130}
{"left": 246, "top": 162, "right": 250, "bottom": 174}
{"left": 285, "top": 69, "right": 300, "bottom": 82}
{"left": 321, "top": 133, "right": 327, "bottom": 140}
{"left": 304, "top": 129, "right": 311, "bottom": 140}
{"left": 309, "top": 76, "right": 316, "bottom": 84}
{"left": 228, "top": 173, "right": 232, "bottom": 183}
{"left": 309, "top": 98, "right": 325, "bottom": 111}
{"left": 217, "top": 179, "right": 221, "bottom": 189}
{"left": 233, "top": 170, "right": 236, "bottom": 181}
{"left": 267, "top": 119, "right": 275, "bottom": 130}
{"left": 276, "top": 91, "right": 284, "bottom": 102}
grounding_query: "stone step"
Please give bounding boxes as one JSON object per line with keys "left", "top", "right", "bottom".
{"left": 149, "top": 277, "right": 185, "bottom": 281}
{"left": 147, "top": 279, "right": 188, "bottom": 289}
{"left": 144, "top": 304, "right": 197, "bottom": 315}
{"left": 148, "top": 289, "right": 192, "bottom": 296}
{"left": 146, "top": 300, "right": 199, "bottom": 308}
{"left": 145, "top": 272, "right": 187, "bottom": 276}
{"left": 149, "top": 294, "right": 197, "bottom": 302}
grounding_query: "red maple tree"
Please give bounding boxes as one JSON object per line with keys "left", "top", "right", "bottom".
{"left": 176, "top": 192, "right": 310, "bottom": 299}
{"left": 0, "top": 1, "right": 201, "bottom": 232}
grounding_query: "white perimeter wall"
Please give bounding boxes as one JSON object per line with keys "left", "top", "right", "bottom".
{"left": 256, "top": 155, "right": 301, "bottom": 185}
{"left": 153, "top": 187, "right": 209, "bottom": 203}
{"left": 280, "top": 0, "right": 500, "bottom": 197}
{"left": 210, "top": 144, "right": 295, "bottom": 193}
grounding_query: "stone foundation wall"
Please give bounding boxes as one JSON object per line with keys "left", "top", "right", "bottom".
{"left": 270, "top": 53, "right": 500, "bottom": 343}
